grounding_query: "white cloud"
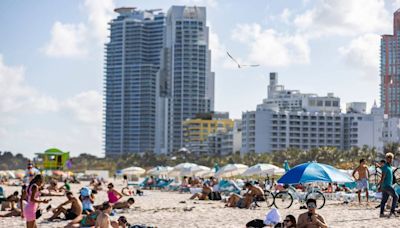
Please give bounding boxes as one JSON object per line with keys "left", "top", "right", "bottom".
{"left": 83, "top": 0, "right": 115, "bottom": 43}
{"left": 0, "top": 55, "right": 59, "bottom": 114}
{"left": 338, "top": 33, "right": 380, "bottom": 80}
{"left": 280, "top": 8, "right": 292, "bottom": 24}
{"left": 42, "top": 21, "right": 88, "bottom": 58}
{"left": 231, "top": 23, "right": 310, "bottom": 67}
{"left": 64, "top": 90, "right": 102, "bottom": 124}
{"left": 43, "top": 0, "right": 114, "bottom": 58}
{"left": 294, "top": 0, "right": 390, "bottom": 37}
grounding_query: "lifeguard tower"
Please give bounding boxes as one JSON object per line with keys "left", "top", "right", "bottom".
{"left": 35, "top": 148, "right": 70, "bottom": 170}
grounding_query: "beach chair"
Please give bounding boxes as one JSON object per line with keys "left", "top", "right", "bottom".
{"left": 156, "top": 179, "right": 173, "bottom": 190}
{"left": 0, "top": 186, "right": 5, "bottom": 203}
{"left": 218, "top": 180, "right": 241, "bottom": 195}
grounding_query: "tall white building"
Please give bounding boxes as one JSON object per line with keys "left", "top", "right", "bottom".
{"left": 241, "top": 73, "right": 400, "bottom": 154}
{"left": 156, "top": 6, "right": 215, "bottom": 153}
{"left": 104, "top": 8, "right": 165, "bottom": 156}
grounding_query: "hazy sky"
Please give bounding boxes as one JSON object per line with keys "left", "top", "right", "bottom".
{"left": 1, "top": 0, "right": 399, "bottom": 158}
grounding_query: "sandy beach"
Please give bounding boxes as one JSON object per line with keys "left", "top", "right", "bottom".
{"left": 0, "top": 180, "right": 399, "bottom": 228}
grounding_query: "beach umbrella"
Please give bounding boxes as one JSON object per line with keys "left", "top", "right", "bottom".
{"left": 197, "top": 168, "right": 216, "bottom": 178}
{"left": 242, "top": 164, "right": 285, "bottom": 176}
{"left": 15, "top": 170, "right": 25, "bottom": 179}
{"left": 215, "top": 164, "right": 248, "bottom": 178}
{"left": 180, "top": 165, "right": 210, "bottom": 177}
{"left": 147, "top": 166, "right": 173, "bottom": 176}
{"left": 169, "top": 163, "right": 199, "bottom": 177}
{"left": 121, "top": 166, "right": 146, "bottom": 176}
{"left": 338, "top": 169, "right": 353, "bottom": 177}
{"left": 6, "top": 171, "right": 15, "bottom": 179}
{"left": 277, "top": 162, "right": 354, "bottom": 184}
{"left": 52, "top": 170, "right": 65, "bottom": 176}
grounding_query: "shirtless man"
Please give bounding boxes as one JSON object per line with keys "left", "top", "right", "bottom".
{"left": 297, "top": 198, "right": 328, "bottom": 228}
{"left": 95, "top": 202, "right": 118, "bottom": 228}
{"left": 226, "top": 183, "right": 264, "bottom": 208}
{"left": 352, "top": 158, "right": 370, "bottom": 204}
{"left": 190, "top": 183, "right": 213, "bottom": 200}
{"left": 48, "top": 191, "right": 83, "bottom": 221}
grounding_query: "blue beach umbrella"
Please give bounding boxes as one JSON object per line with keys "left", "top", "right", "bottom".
{"left": 278, "top": 162, "right": 354, "bottom": 184}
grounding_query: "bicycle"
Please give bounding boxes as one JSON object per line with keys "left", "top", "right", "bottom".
{"left": 273, "top": 185, "right": 326, "bottom": 209}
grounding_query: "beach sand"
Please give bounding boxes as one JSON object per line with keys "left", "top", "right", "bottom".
{"left": 0, "top": 181, "right": 399, "bottom": 228}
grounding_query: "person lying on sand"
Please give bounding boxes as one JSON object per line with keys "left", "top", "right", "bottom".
{"left": 112, "top": 197, "right": 135, "bottom": 209}
{"left": 93, "top": 197, "right": 135, "bottom": 211}
{"left": 40, "top": 190, "right": 65, "bottom": 197}
{"left": 226, "top": 193, "right": 253, "bottom": 209}
{"left": 48, "top": 191, "right": 82, "bottom": 221}
{"left": 47, "top": 179, "right": 64, "bottom": 193}
{"left": 190, "top": 183, "right": 212, "bottom": 200}
{"left": 64, "top": 210, "right": 101, "bottom": 228}
{"left": 1, "top": 191, "right": 19, "bottom": 211}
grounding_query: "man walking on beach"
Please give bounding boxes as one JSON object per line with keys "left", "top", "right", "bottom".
{"left": 352, "top": 159, "right": 370, "bottom": 204}
{"left": 379, "top": 153, "right": 399, "bottom": 218}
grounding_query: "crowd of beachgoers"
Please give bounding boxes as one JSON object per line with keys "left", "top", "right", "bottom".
{"left": 0, "top": 153, "right": 399, "bottom": 227}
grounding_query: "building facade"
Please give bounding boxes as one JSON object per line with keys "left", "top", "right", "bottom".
{"left": 381, "top": 9, "right": 400, "bottom": 117}
{"left": 104, "top": 8, "right": 165, "bottom": 156}
{"left": 156, "top": 6, "right": 215, "bottom": 153}
{"left": 182, "top": 112, "right": 233, "bottom": 154}
{"left": 241, "top": 73, "right": 400, "bottom": 154}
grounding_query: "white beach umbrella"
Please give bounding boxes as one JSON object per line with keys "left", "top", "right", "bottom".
{"left": 169, "top": 163, "right": 199, "bottom": 177}
{"left": 147, "top": 166, "right": 173, "bottom": 176}
{"left": 197, "top": 168, "right": 216, "bottom": 178}
{"left": 121, "top": 166, "right": 146, "bottom": 176}
{"left": 215, "top": 164, "right": 248, "bottom": 178}
{"left": 242, "top": 164, "right": 285, "bottom": 176}
{"left": 180, "top": 165, "right": 210, "bottom": 177}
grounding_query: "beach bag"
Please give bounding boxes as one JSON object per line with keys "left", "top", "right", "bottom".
{"left": 35, "top": 209, "right": 42, "bottom": 219}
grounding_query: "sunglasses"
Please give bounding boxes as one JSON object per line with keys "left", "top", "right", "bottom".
{"left": 307, "top": 203, "right": 316, "bottom": 208}
{"left": 283, "top": 220, "right": 290, "bottom": 222}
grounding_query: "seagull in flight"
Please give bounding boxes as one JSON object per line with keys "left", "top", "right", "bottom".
{"left": 226, "top": 51, "right": 260, "bottom": 68}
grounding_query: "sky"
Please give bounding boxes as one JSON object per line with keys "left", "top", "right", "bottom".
{"left": 1, "top": 0, "right": 399, "bottom": 158}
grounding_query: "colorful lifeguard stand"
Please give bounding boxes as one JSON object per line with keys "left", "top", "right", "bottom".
{"left": 35, "top": 148, "right": 70, "bottom": 170}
